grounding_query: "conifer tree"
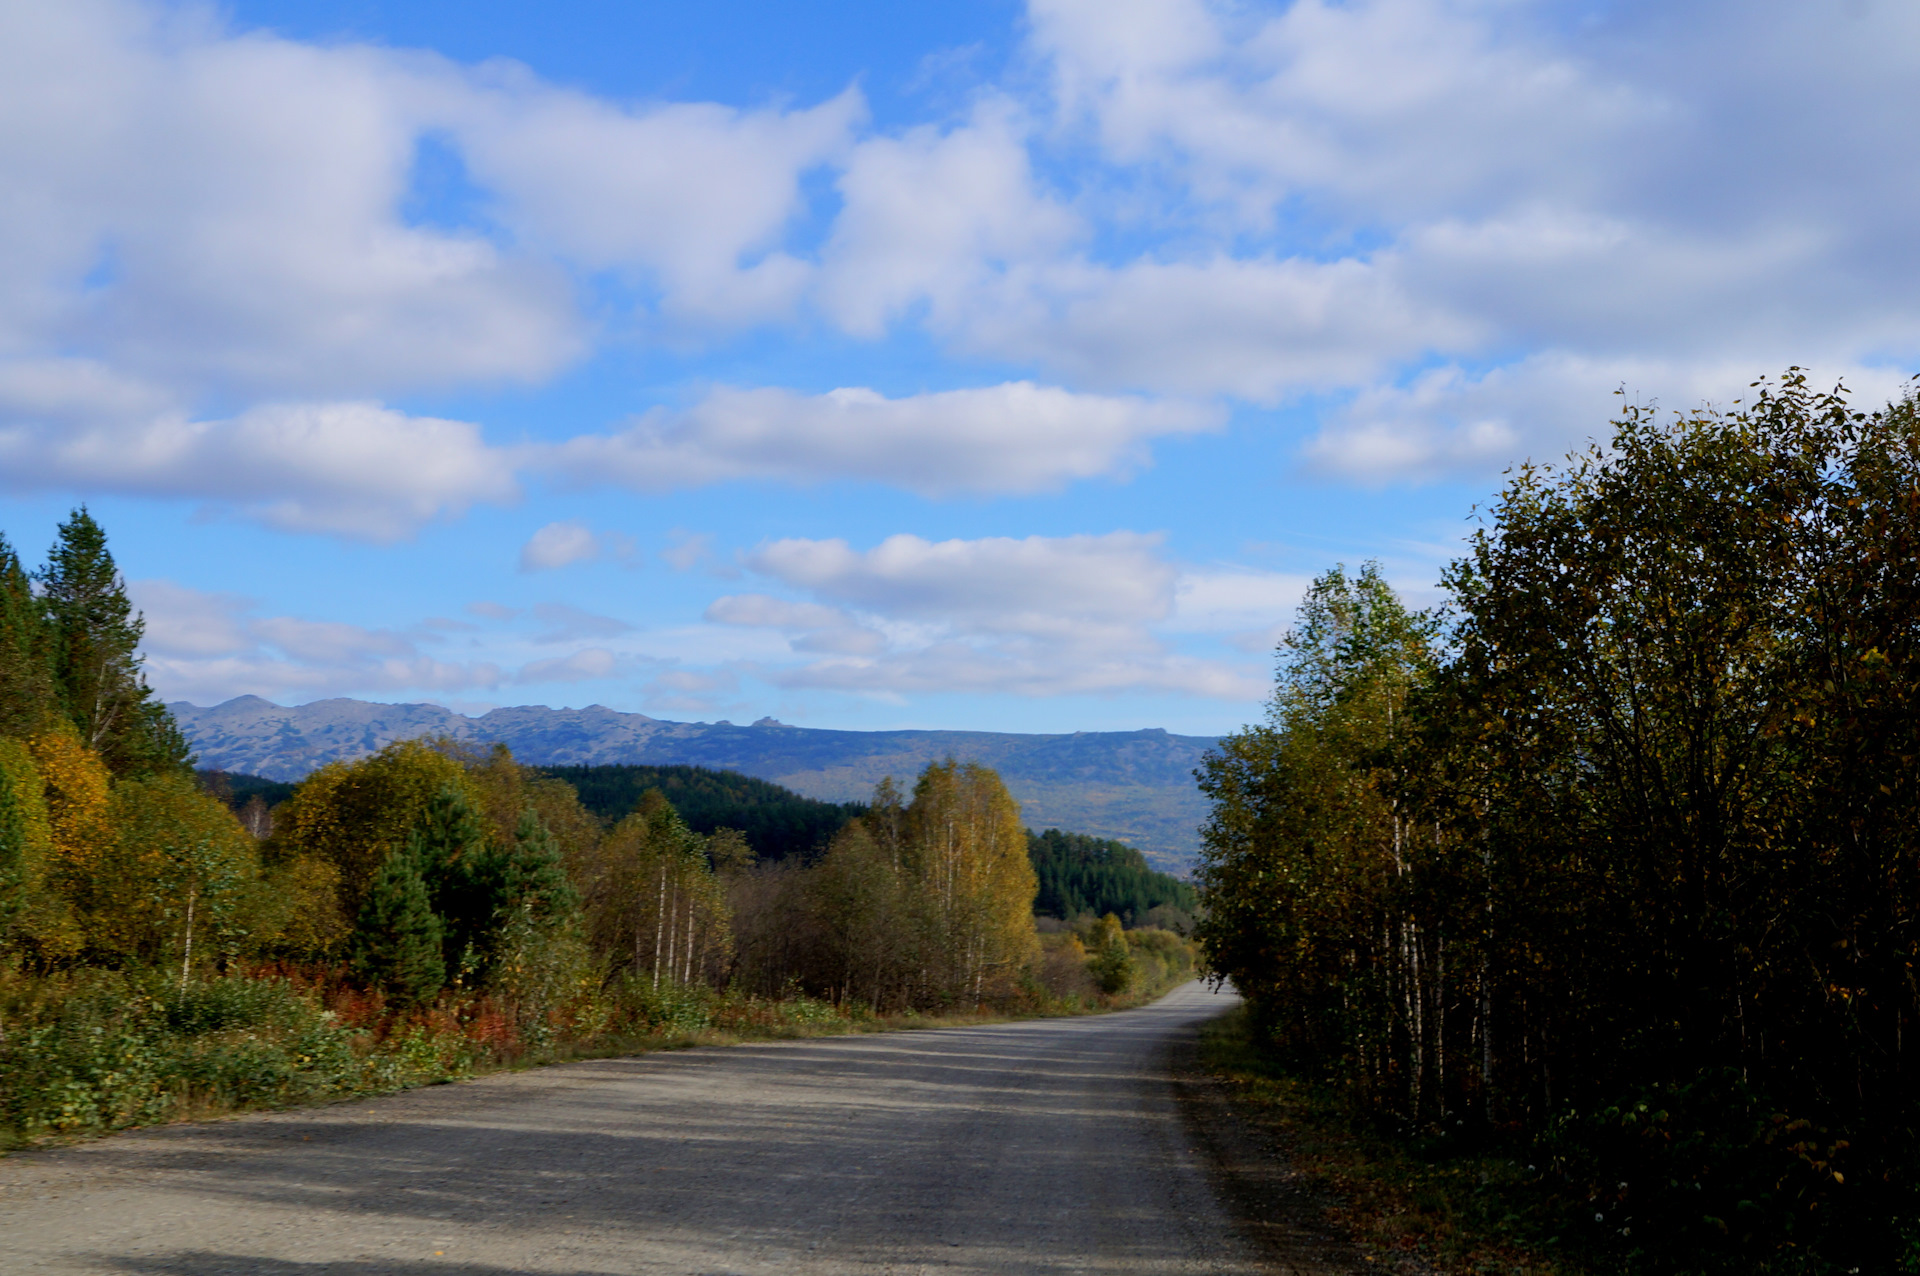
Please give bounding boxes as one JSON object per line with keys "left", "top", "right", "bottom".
{"left": 501, "top": 808, "right": 579, "bottom": 926}
{"left": 0, "top": 532, "right": 54, "bottom": 739}
{"left": 351, "top": 849, "right": 446, "bottom": 1009}
{"left": 37, "top": 508, "right": 191, "bottom": 775}
{"left": 407, "top": 784, "right": 496, "bottom": 981}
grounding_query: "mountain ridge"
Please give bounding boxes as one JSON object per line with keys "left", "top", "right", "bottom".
{"left": 171, "top": 696, "right": 1219, "bottom": 871}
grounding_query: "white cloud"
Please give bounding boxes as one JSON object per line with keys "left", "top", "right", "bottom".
{"left": 518, "top": 520, "right": 600, "bottom": 571}
{"left": 1304, "top": 353, "right": 1919, "bottom": 484}
{"left": 134, "top": 578, "right": 644, "bottom": 703}
{"left": 0, "top": 396, "right": 520, "bottom": 539}
{"left": 696, "top": 532, "right": 1265, "bottom": 700}
{"left": 517, "top": 647, "right": 619, "bottom": 684}
{"left": 818, "top": 98, "right": 1079, "bottom": 337}
{"left": 543, "top": 382, "right": 1219, "bottom": 497}
{"left": 451, "top": 82, "right": 864, "bottom": 326}
{"left": 749, "top": 532, "right": 1176, "bottom": 636}
{"left": 132, "top": 579, "right": 508, "bottom": 703}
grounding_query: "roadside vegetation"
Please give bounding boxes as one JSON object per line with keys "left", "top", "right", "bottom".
{"left": 1196, "top": 373, "right": 1920, "bottom": 1274}
{"left": 0, "top": 508, "right": 1195, "bottom": 1150}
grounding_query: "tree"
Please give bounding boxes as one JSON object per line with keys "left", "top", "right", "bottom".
{"left": 0, "top": 532, "right": 54, "bottom": 739}
{"left": 275, "top": 738, "right": 477, "bottom": 916}
{"left": 901, "top": 760, "right": 1038, "bottom": 1005}
{"left": 407, "top": 783, "right": 495, "bottom": 982}
{"left": 88, "top": 772, "right": 257, "bottom": 968}
{"left": 351, "top": 849, "right": 446, "bottom": 1010}
{"left": 583, "top": 791, "right": 731, "bottom": 989}
{"left": 36, "top": 507, "right": 190, "bottom": 776}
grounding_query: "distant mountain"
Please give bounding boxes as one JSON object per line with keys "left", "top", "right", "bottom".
{"left": 169, "top": 697, "right": 1221, "bottom": 871}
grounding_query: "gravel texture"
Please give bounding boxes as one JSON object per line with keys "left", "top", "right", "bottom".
{"left": 0, "top": 981, "right": 1350, "bottom": 1275}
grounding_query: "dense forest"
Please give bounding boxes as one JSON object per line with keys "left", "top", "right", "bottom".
{"left": 1028, "top": 828, "right": 1196, "bottom": 928}
{"left": 1198, "top": 374, "right": 1920, "bottom": 1273}
{"left": 0, "top": 513, "right": 1194, "bottom": 1146}
{"left": 536, "top": 763, "right": 865, "bottom": 861}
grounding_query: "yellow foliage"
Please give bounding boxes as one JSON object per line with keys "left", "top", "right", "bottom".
{"left": 906, "top": 759, "right": 1039, "bottom": 998}
{"left": 0, "top": 736, "right": 53, "bottom": 880}
{"left": 253, "top": 853, "right": 349, "bottom": 958}
{"left": 0, "top": 736, "right": 80, "bottom": 959}
{"left": 89, "top": 772, "right": 259, "bottom": 965}
{"left": 274, "top": 738, "right": 479, "bottom": 915}
{"left": 27, "top": 724, "right": 111, "bottom": 884}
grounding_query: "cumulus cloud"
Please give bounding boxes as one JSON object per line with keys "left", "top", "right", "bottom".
{"left": 540, "top": 381, "right": 1219, "bottom": 496}
{"left": 0, "top": 395, "right": 519, "bottom": 539}
{"left": 1304, "top": 353, "right": 1919, "bottom": 484}
{"left": 452, "top": 82, "right": 864, "bottom": 325}
{"left": 1004, "top": 0, "right": 1920, "bottom": 467}
{"left": 132, "top": 579, "right": 638, "bottom": 702}
{"left": 518, "top": 521, "right": 600, "bottom": 571}
{"left": 818, "top": 98, "right": 1078, "bottom": 337}
{"left": 696, "top": 532, "right": 1266, "bottom": 700}
{"left": 132, "top": 579, "right": 507, "bottom": 703}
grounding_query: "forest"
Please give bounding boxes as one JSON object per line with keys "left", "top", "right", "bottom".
{"left": 0, "top": 509, "right": 1196, "bottom": 1148}
{"left": 1197, "top": 374, "right": 1920, "bottom": 1274}
{"left": 1029, "top": 828, "right": 1197, "bottom": 929}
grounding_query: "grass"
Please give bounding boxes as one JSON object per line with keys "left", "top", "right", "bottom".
{"left": 0, "top": 955, "right": 1199, "bottom": 1155}
{"left": 1197, "top": 1005, "right": 1600, "bottom": 1276}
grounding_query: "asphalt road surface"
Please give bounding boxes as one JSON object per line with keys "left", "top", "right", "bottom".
{"left": 0, "top": 982, "right": 1298, "bottom": 1276}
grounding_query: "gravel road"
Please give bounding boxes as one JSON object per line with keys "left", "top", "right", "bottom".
{"left": 0, "top": 982, "right": 1303, "bottom": 1275}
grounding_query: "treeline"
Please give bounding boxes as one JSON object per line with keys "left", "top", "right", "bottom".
{"left": 1028, "top": 828, "right": 1196, "bottom": 929}
{"left": 537, "top": 763, "right": 865, "bottom": 862}
{"left": 1198, "top": 375, "right": 1920, "bottom": 1273}
{"left": 0, "top": 515, "right": 1196, "bottom": 1142}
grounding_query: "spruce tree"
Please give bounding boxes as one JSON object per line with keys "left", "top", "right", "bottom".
{"left": 37, "top": 508, "right": 191, "bottom": 775}
{"left": 502, "top": 808, "right": 579, "bottom": 925}
{"left": 409, "top": 784, "right": 502, "bottom": 981}
{"left": 350, "top": 848, "right": 446, "bottom": 1009}
{"left": 0, "top": 532, "right": 54, "bottom": 739}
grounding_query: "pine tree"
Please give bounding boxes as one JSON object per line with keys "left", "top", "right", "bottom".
{"left": 0, "top": 532, "right": 54, "bottom": 739}
{"left": 37, "top": 508, "right": 191, "bottom": 775}
{"left": 350, "top": 848, "right": 446, "bottom": 1009}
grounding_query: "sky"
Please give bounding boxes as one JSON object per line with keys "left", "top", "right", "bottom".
{"left": 1, "top": 0, "right": 1917, "bottom": 739}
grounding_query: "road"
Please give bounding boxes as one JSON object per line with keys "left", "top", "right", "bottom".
{"left": 0, "top": 982, "right": 1309, "bottom": 1275}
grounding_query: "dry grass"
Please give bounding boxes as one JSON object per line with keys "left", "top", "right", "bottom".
{"left": 1198, "top": 1006, "right": 1599, "bottom": 1276}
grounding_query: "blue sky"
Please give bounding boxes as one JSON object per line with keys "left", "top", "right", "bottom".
{"left": 2, "top": 0, "right": 1916, "bottom": 738}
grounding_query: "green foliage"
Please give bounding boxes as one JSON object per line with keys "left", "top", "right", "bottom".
{"left": 1199, "top": 374, "right": 1920, "bottom": 1273}
{"left": 350, "top": 849, "right": 446, "bottom": 1009}
{"left": 541, "top": 763, "right": 864, "bottom": 860}
{"left": 36, "top": 507, "right": 191, "bottom": 777}
{"left": 0, "top": 532, "right": 54, "bottom": 741}
{"left": 1028, "top": 827, "right": 1195, "bottom": 923}
{"left": 1086, "top": 912, "right": 1136, "bottom": 993}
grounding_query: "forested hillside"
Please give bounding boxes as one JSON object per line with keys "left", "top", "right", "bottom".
{"left": 0, "top": 516, "right": 1195, "bottom": 1149}
{"left": 538, "top": 763, "right": 865, "bottom": 861}
{"left": 169, "top": 696, "right": 1214, "bottom": 869}
{"left": 1028, "top": 829, "right": 1195, "bottom": 928}
{"left": 1198, "top": 376, "right": 1920, "bottom": 1274}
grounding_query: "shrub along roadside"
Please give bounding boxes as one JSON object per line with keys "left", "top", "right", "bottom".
{"left": 1198, "top": 1004, "right": 1593, "bottom": 1276}
{"left": 0, "top": 933, "right": 1199, "bottom": 1152}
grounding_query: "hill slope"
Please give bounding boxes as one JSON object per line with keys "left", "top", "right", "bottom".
{"left": 170, "top": 697, "right": 1218, "bottom": 870}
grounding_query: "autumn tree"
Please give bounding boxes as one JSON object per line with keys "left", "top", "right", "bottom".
{"left": 274, "top": 738, "right": 478, "bottom": 916}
